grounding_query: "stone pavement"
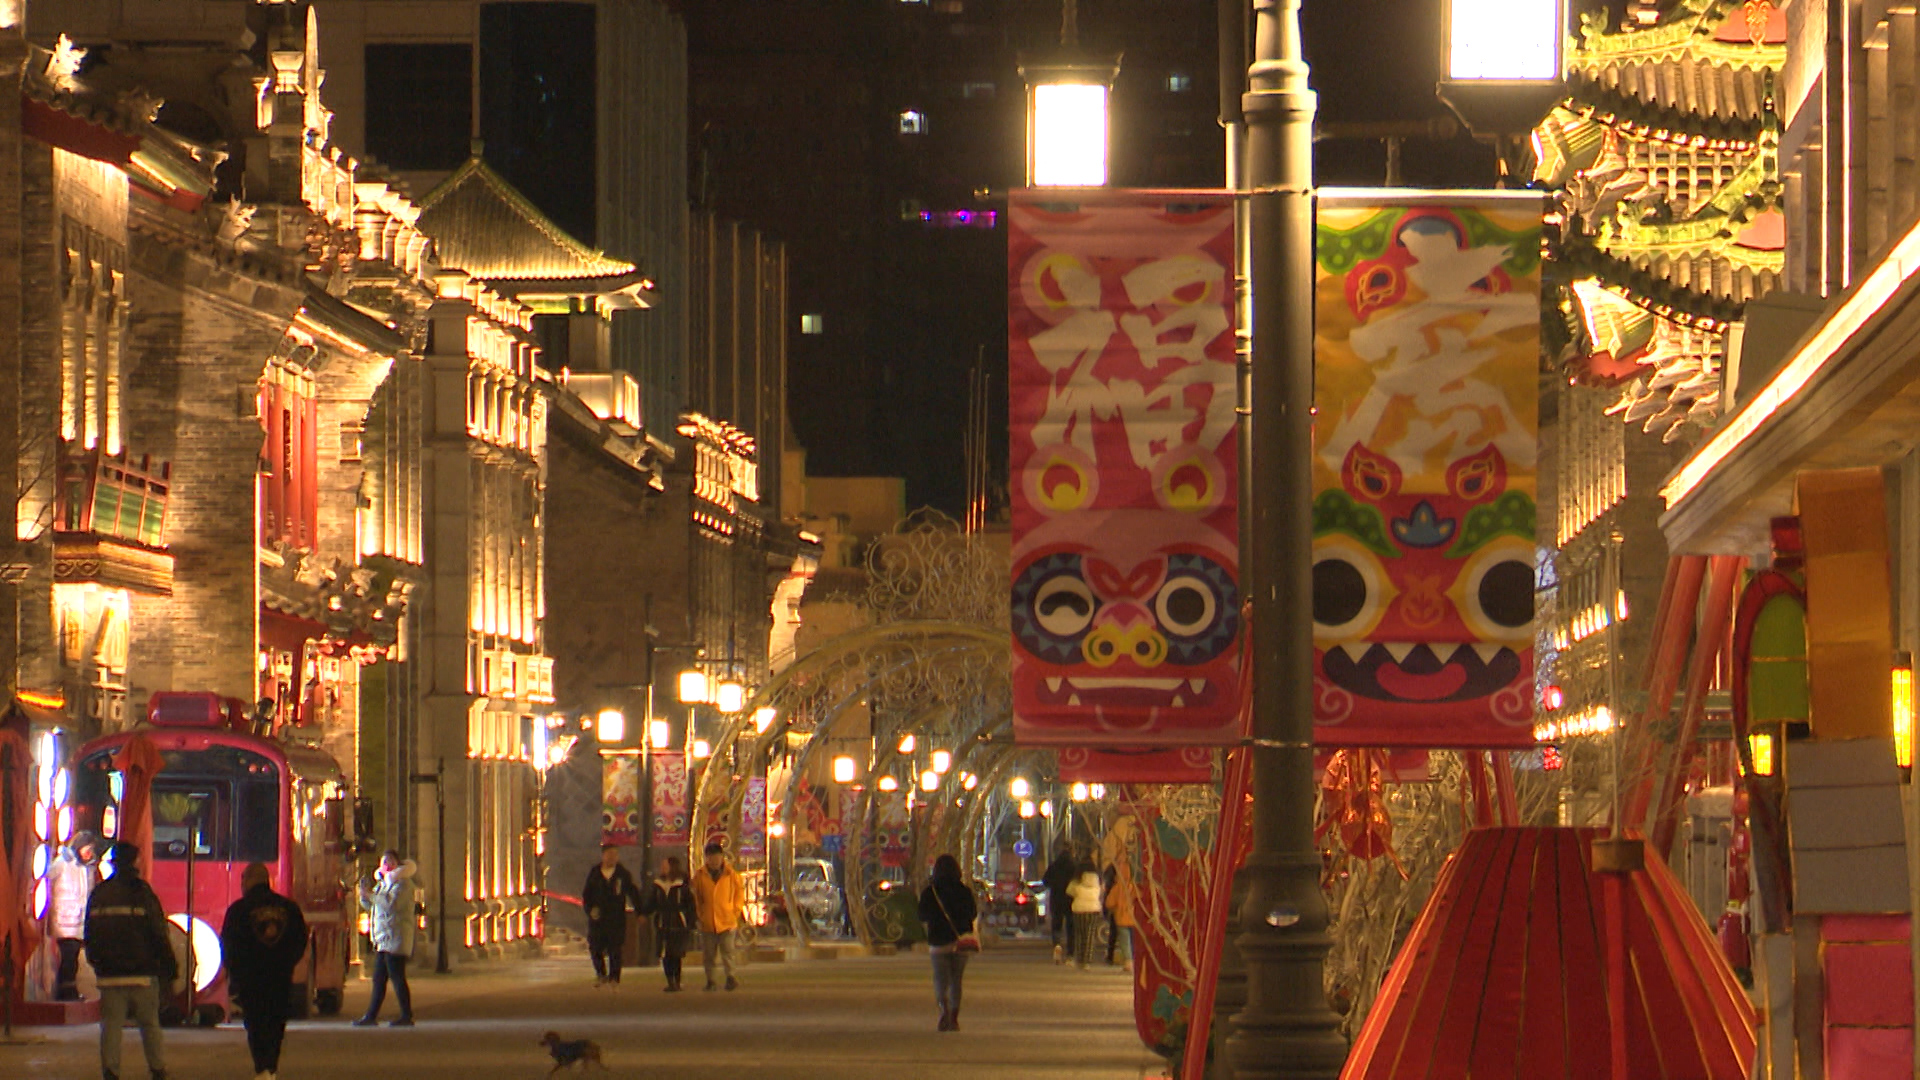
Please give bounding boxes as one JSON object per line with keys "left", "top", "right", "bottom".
{"left": 1, "top": 942, "right": 1170, "bottom": 1079}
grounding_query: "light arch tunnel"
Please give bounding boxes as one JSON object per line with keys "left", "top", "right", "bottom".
{"left": 686, "top": 620, "right": 1083, "bottom": 951}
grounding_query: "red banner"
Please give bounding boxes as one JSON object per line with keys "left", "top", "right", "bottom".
{"left": 601, "top": 755, "right": 640, "bottom": 847}
{"left": 1008, "top": 191, "right": 1242, "bottom": 750}
{"left": 649, "top": 754, "right": 688, "bottom": 849}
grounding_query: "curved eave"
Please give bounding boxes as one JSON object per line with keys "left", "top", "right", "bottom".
{"left": 1558, "top": 239, "right": 1750, "bottom": 329}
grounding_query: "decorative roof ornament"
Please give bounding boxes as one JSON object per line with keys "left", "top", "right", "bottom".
{"left": 1743, "top": 0, "right": 1775, "bottom": 47}
{"left": 45, "top": 35, "right": 86, "bottom": 94}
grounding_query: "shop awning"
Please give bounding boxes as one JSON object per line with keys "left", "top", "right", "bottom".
{"left": 1343, "top": 827, "right": 1755, "bottom": 1080}
{"left": 1660, "top": 217, "right": 1920, "bottom": 554}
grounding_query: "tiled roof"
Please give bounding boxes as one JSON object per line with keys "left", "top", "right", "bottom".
{"left": 416, "top": 157, "right": 636, "bottom": 282}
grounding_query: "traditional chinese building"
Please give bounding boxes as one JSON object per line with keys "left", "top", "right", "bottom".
{"left": 1530, "top": 0, "right": 1784, "bottom": 789}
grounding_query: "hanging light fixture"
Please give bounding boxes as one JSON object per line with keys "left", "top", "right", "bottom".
{"left": 648, "top": 718, "right": 671, "bottom": 749}
{"left": 920, "top": 770, "right": 940, "bottom": 792}
{"left": 833, "top": 755, "right": 857, "bottom": 784}
{"left": 1009, "top": 776, "right": 1031, "bottom": 799}
{"left": 715, "top": 681, "right": 747, "bottom": 714}
{"left": 1018, "top": 0, "right": 1122, "bottom": 187}
{"left": 897, "top": 734, "right": 917, "bottom": 755}
{"left": 878, "top": 774, "right": 900, "bottom": 792}
{"left": 596, "top": 709, "right": 626, "bottom": 744}
{"left": 753, "top": 706, "right": 778, "bottom": 734}
{"left": 930, "top": 749, "right": 952, "bottom": 774}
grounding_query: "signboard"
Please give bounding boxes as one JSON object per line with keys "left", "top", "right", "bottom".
{"left": 1008, "top": 190, "right": 1244, "bottom": 751}
{"left": 1013, "top": 838, "right": 1035, "bottom": 859}
{"left": 738, "top": 777, "right": 768, "bottom": 861}
{"left": 1311, "top": 192, "right": 1543, "bottom": 748}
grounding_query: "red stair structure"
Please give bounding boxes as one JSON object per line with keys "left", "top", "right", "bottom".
{"left": 1343, "top": 827, "right": 1755, "bottom": 1080}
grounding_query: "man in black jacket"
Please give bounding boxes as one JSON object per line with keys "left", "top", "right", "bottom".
{"left": 84, "top": 841, "right": 178, "bottom": 1080}
{"left": 1040, "top": 849, "right": 1079, "bottom": 964}
{"left": 221, "top": 862, "right": 310, "bottom": 1080}
{"left": 582, "top": 844, "right": 644, "bottom": 987}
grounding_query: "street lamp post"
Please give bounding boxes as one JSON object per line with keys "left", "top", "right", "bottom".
{"left": 1225, "top": 0, "right": 1347, "bottom": 1077}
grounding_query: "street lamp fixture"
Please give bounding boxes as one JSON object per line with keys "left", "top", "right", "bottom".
{"left": 648, "top": 718, "right": 671, "bottom": 749}
{"left": 919, "top": 770, "right": 940, "bottom": 793}
{"left": 1019, "top": 800, "right": 1037, "bottom": 819}
{"left": 1070, "top": 781, "right": 1089, "bottom": 802}
{"left": 897, "top": 734, "right": 917, "bottom": 755}
{"left": 596, "top": 709, "right": 626, "bottom": 744}
{"left": 1435, "top": 0, "right": 1568, "bottom": 138}
{"left": 691, "top": 738, "right": 712, "bottom": 760}
{"left": 1009, "top": 776, "right": 1031, "bottom": 800}
{"left": 1039, "top": 800, "right": 1053, "bottom": 819}
{"left": 832, "top": 755, "right": 857, "bottom": 784}
{"left": 714, "top": 680, "right": 747, "bottom": 714}
{"left": 1019, "top": 57, "right": 1121, "bottom": 187}
{"left": 961, "top": 773, "right": 979, "bottom": 791}
{"left": 677, "top": 669, "right": 709, "bottom": 705}
{"left": 878, "top": 774, "right": 900, "bottom": 792}
{"left": 753, "top": 706, "right": 777, "bottom": 734}
{"left": 930, "top": 749, "right": 951, "bottom": 774}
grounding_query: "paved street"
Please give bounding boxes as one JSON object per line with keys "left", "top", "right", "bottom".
{"left": 2, "top": 943, "right": 1167, "bottom": 1079}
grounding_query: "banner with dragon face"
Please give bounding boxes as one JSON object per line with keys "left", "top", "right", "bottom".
{"left": 1312, "top": 193, "right": 1542, "bottom": 748}
{"left": 601, "top": 755, "right": 640, "bottom": 847}
{"left": 1008, "top": 191, "right": 1243, "bottom": 751}
{"left": 650, "top": 753, "right": 689, "bottom": 848}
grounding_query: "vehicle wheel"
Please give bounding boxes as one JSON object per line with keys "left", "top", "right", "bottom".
{"left": 289, "top": 981, "right": 312, "bottom": 1020}
{"left": 314, "top": 988, "right": 343, "bottom": 1016}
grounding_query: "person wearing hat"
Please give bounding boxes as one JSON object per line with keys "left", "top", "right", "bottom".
{"left": 691, "top": 842, "right": 745, "bottom": 991}
{"left": 84, "top": 841, "right": 178, "bottom": 1080}
{"left": 49, "top": 830, "right": 100, "bottom": 1001}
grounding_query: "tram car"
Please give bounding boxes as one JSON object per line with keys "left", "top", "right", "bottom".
{"left": 73, "top": 692, "right": 360, "bottom": 1022}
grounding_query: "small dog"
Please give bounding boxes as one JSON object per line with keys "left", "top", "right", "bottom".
{"left": 539, "top": 1031, "right": 606, "bottom": 1074}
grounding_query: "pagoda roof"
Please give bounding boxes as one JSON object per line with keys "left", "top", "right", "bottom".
{"left": 1568, "top": 0, "right": 1784, "bottom": 123}
{"left": 417, "top": 157, "right": 646, "bottom": 299}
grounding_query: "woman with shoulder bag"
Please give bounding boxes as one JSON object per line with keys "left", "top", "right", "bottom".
{"left": 651, "top": 856, "right": 699, "bottom": 991}
{"left": 917, "top": 853, "right": 979, "bottom": 1032}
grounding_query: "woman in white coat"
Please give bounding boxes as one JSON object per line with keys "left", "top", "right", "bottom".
{"left": 1064, "top": 860, "right": 1105, "bottom": 970}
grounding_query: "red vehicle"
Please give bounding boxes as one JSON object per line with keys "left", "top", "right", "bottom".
{"left": 73, "top": 692, "right": 359, "bottom": 1022}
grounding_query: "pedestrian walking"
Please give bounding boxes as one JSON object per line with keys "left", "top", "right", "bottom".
{"left": 650, "top": 856, "right": 697, "bottom": 991}
{"left": 691, "top": 842, "right": 745, "bottom": 991}
{"left": 582, "top": 844, "right": 644, "bottom": 987}
{"left": 1103, "top": 864, "right": 1136, "bottom": 971}
{"left": 1040, "top": 849, "right": 1077, "bottom": 964}
{"left": 916, "top": 853, "right": 979, "bottom": 1032}
{"left": 354, "top": 849, "right": 417, "bottom": 1027}
{"left": 220, "top": 862, "right": 310, "bottom": 1080}
{"left": 84, "top": 840, "right": 177, "bottom": 1080}
{"left": 1066, "top": 859, "right": 1105, "bottom": 969}
{"left": 49, "top": 830, "right": 100, "bottom": 1001}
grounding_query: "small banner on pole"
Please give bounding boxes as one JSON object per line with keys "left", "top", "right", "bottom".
{"left": 1311, "top": 191, "right": 1543, "bottom": 748}
{"left": 601, "top": 755, "right": 640, "bottom": 847}
{"left": 739, "top": 777, "right": 768, "bottom": 861}
{"left": 649, "top": 754, "right": 689, "bottom": 849}
{"left": 1007, "top": 190, "right": 1243, "bottom": 752}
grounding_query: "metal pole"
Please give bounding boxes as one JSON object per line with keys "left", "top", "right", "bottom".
{"left": 435, "top": 759, "right": 449, "bottom": 974}
{"left": 1226, "top": 0, "right": 1346, "bottom": 1077}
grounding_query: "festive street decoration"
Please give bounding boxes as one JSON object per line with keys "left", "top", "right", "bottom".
{"left": 1312, "top": 193, "right": 1544, "bottom": 748}
{"left": 1344, "top": 828, "right": 1755, "bottom": 1079}
{"left": 600, "top": 755, "right": 640, "bottom": 847}
{"left": 649, "top": 754, "right": 688, "bottom": 849}
{"left": 1008, "top": 191, "right": 1243, "bottom": 750}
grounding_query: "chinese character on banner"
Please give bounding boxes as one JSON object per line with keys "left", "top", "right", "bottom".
{"left": 601, "top": 755, "right": 639, "bottom": 847}
{"left": 1311, "top": 192, "right": 1543, "bottom": 747}
{"left": 739, "top": 777, "right": 768, "bottom": 861}
{"left": 650, "top": 754, "right": 689, "bottom": 848}
{"left": 1008, "top": 191, "right": 1243, "bottom": 752}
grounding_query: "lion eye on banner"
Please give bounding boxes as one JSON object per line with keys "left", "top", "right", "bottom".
{"left": 1311, "top": 194, "right": 1543, "bottom": 748}
{"left": 1008, "top": 192, "right": 1244, "bottom": 770}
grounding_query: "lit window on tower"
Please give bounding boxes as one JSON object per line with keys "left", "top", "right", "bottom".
{"left": 801, "top": 314, "right": 825, "bottom": 335}
{"left": 899, "top": 110, "right": 927, "bottom": 134}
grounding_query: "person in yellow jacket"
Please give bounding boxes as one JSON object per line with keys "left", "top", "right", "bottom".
{"left": 692, "top": 842, "right": 746, "bottom": 991}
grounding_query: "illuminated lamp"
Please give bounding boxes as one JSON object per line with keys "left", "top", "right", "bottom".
{"left": 1896, "top": 652, "right": 1914, "bottom": 772}
{"left": 1748, "top": 731, "right": 1776, "bottom": 777}
{"left": 1019, "top": 800, "right": 1037, "bottom": 819}
{"left": 1436, "top": 0, "right": 1567, "bottom": 139}
{"left": 930, "top": 749, "right": 951, "bottom": 774}
{"left": 1542, "top": 685, "right": 1565, "bottom": 711}
{"left": 768, "top": 822, "right": 787, "bottom": 838}
{"left": 678, "top": 670, "right": 710, "bottom": 705}
{"left": 715, "top": 681, "right": 747, "bottom": 714}
{"left": 1070, "top": 781, "right": 1089, "bottom": 802}
{"left": 753, "top": 706, "right": 777, "bottom": 734}
{"left": 920, "top": 770, "right": 940, "bottom": 792}
{"left": 649, "top": 719, "right": 671, "bottom": 749}
{"left": 596, "top": 709, "right": 626, "bottom": 744}
{"left": 1018, "top": 45, "right": 1120, "bottom": 188}
{"left": 58, "top": 806, "right": 72, "bottom": 842}
{"left": 1009, "top": 776, "right": 1031, "bottom": 799}
{"left": 833, "top": 755, "right": 857, "bottom": 784}
{"left": 33, "top": 879, "right": 47, "bottom": 919}
{"left": 1090, "top": 783, "right": 1106, "bottom": 799}
{"left": 1040, "top": 800, "right": 1054, "bottom": 819}
{"left": 878, "top": 775, "right": 900, "bottom": 792}
{"left": 168, "top": 914, "right": 222, "bottom": 991}
{"left": 33, "top": 803, "right": 48, "bottom": 842}
{"left": 961, "top": 773, "right": 979, "bottom": 791}
{"left": 32, "top": 845, "right": 48, "bottom": 880}
{"left": 897, "top": 734, "right": 917, "bottom": 755}
{"left": 692, "top": 739, "right": 712, "bottom": 760}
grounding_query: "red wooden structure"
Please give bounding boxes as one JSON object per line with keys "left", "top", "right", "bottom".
{"left": 1343, "top": 827, "right": 1755, "bottom": 1080}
